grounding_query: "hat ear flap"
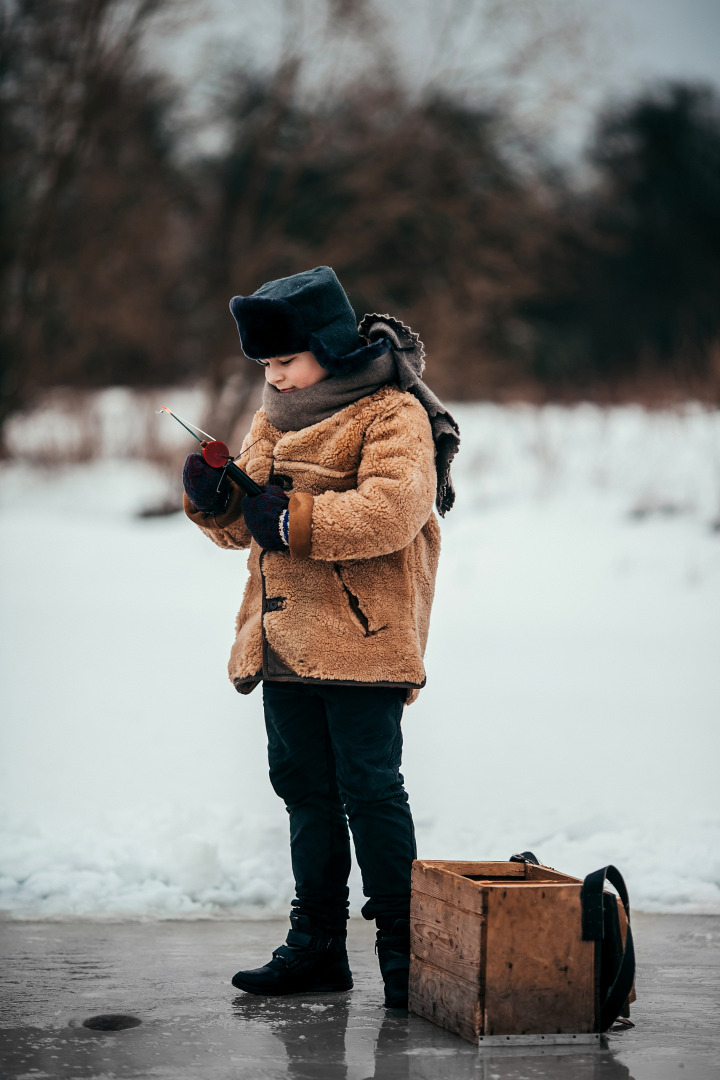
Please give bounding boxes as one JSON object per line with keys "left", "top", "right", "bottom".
{"left": 309, "top": 333, "right": 391, "bottom": 375}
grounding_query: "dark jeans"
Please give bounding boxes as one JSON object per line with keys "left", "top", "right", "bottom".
{"left": 263, "top": 681, "right": 417, "bottom": 933}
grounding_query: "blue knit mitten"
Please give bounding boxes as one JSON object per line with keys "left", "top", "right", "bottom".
{"left": 183, "top": 453, "right": 230, "bottom": 514}
{"left": 242, "top": 485, "right": 290, "bottom": 551}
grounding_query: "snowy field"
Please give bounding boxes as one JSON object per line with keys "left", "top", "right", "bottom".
{"left": 1, "top": 392, "right": 719, "bottom": 919}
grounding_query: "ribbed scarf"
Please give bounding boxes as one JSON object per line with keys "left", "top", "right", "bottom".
{"left": 261, "top": 315, "right": 460, "bottom": 515}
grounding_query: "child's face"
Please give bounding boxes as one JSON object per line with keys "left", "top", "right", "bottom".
{"left": 261, "top": 351, "right": 330, "bottom": 393}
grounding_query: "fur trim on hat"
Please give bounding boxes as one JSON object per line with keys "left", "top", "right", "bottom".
{"left": 229, "top": 295, "right": 309, "bottom": 361}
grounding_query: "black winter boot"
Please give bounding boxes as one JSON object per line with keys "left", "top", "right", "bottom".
{"left": 231, "top": 914, "right": 353, "bottom": 995}
{"left": 376, "top": 918, "right": 410, "bottom": 1008}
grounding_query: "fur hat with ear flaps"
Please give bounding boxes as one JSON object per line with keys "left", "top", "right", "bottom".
{"left": 231, "top": 267, "right": 461, "bottom": 515}
{"left": 229, "top": 265, "right": 388, "bottom": 373}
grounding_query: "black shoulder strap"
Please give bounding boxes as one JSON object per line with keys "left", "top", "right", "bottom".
{"left": 509, "top": 851, "right": 540, "bottom": 865}
{"left": 581, "top": 864, "right": 636, "bottom": 1031}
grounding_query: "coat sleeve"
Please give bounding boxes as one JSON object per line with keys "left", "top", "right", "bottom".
{"left": 287, "top": 396, "right": 437, "bottom": 562}
{"left": 183, "top": 414, "right": 270, "bottom": 551}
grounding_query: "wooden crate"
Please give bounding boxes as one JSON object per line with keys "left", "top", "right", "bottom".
{"left": 408, "top": 859, "right": 629, "bottom": 1044}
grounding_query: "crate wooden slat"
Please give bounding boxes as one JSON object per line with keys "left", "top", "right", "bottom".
{"left": 409, "top": 960, "right": 483, "bottom": 1044}
{"left": 410, "top": 891, "right": 484, "bottom": 982}
{"left": 409, "top": 858, "right": 624, "bottom": 1044}
{"left": 483, "top": 883, "right": 594, "bottom": 1035}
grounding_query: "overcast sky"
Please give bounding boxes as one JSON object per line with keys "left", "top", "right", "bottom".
{"left": 613, "top": 0, "right": 720, "bottom": 89}
{"left": 153, "top": 0, "right": 720, "bottom": 160}
{"left": 559, "top": 0, "right": 720, "bottom": 155}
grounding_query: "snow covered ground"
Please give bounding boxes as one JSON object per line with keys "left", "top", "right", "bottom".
{"left": 1, "top": 394, "right": 719, "bottom": 919}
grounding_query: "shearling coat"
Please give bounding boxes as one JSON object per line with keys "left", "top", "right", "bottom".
{"left": 184, "top": 385, "right": 440, "bottom": 701}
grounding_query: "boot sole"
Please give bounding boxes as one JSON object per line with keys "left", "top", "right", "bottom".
{"left": 231, "top": 976, "right": 354, "bottom": 995}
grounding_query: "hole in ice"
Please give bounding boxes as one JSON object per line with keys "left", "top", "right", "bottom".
{"left": 82, "top": 1014, "right": 142, "bottom": 1031}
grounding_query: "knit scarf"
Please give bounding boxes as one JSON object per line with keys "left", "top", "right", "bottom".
{"left": 261, "top": 315, "right": 460, "bottom": 515}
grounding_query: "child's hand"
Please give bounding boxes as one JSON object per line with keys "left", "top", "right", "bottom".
{"left": 182, "top": 453, "right": 231, "bottom": 514}
{"left": 242, "top": 485, "right": 290, "bottom": 551}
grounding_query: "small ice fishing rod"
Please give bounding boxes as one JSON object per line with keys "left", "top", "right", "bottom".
{"left": 159, "top": 405, "right": 264, "bottom": 497}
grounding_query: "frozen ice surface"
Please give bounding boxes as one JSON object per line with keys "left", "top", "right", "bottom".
{"left": 1, "top": 915, "right": 719, "bottom": 1080}
{"left": 0, "top": 400, "right": 719, "bottom": 919}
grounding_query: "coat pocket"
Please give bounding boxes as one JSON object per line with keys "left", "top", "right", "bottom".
{"left": 333, "top": 564, "right": 388, "bottom": 638}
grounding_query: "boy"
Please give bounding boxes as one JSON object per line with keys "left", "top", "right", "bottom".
{"left": 182, "top": 266, "right": 459, "bottom": 1007}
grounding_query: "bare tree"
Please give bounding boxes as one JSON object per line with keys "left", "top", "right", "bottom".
{"left": 0, "top": 0, "right": 187, "bottom": 441}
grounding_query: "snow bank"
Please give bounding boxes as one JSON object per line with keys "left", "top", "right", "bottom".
{"left": 1, "top": 400, "right": 719, "bottom": 919}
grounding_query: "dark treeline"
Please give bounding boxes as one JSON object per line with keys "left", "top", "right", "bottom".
{"left": 525, "top": 82, "right": 720, "bottom": 399}
{"left": 2, "top": 0, "right": 720, "bottom": 441}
